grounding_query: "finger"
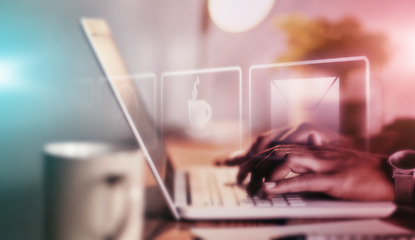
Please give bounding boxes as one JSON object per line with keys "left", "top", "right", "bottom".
{"left": 236, "top": 150, "right": 278, "bottom": 184}
{"left": 249, "top": 127, "right": 291, "bottom": 156}
{"left": 268, "top": 153, "right": 315, "bottom": 182}
{"left": 279, "top": 123, "right": 311, "bottom": 143}
{"left": 263, "top": 127, "right": 291, "bottom": 149}
{"left": 219, "top": 130, "right": 285, "bottom": 166}
{"left": 246, "top": 159, "right": 283, "bottom": 196}
{"left": 269, "top": 149, "right": 342, "bottom": 180}
{"left": 307, "top": 131, "right": 322, "bottom": 146}
{"left": 220, "top": 133, "right": 273, "bottom": 167}
{"left": 237, "top": 160, "right": 254, "bottom": 184}
{"left": 249, "top": 134, "right": 267, "bottom": 155}
{"left": 247, "top": 169, "right": 264, "bottom": 196}
{"left": 267, "top": 159, "right": 292, "bottom": 182}
{"left": 220, "top": 154, "right": 248, "bottom": 166}
{"left": 263, "top": 174, "right": 332, "bottom": 196}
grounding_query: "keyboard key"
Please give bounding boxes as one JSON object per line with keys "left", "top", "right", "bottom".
{"left": 284, "top": 194, "right": 305, "bottom": 206}
{"left": 272, "top": 202, "right": 289, "bottom": 207}
{"left": 288, "top": 199, "right": 306, "bottom": 206}
{"left": 194, "top": 200, "right": 211, "bottom": 207}
{"left": 207, "top": 173, "right": 221, "bottom": 206}
{"left": 271, "top": 196, "right": 285, "bottom": 201}
{"left": 238, "top": 198, "right": 255, "bottom": 207}
{"left": 289, "top": 202, "right": 306, "bottom": 206}
{"left": 222, "top": 197, "right": 238, "bottom": 206}
{"left": 189, "top": 168, "right": 315, "bottom": 209}
{"left": 285, "top": 194, "right": 302, "bottom": 199}
{"left": 253, "top": 197, "right": 272, "bottom": 207}
{"left": 271, "top": 198, "right": 288, "bottom": 206}
{"left": 216, "top": 199, "right": 224, "bottom": 206}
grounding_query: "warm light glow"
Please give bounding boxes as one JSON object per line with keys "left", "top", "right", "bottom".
{"left": 208, "top": 0, "right": 275, "bottom": 33}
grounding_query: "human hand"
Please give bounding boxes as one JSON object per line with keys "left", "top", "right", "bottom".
{"left": 220, "top": 123, "right": 353, "bottom": 187}
{"left": 261, "top": 145, "right": 394, "bottom": 201}
{"left": 219, "top": 123, "right": 393, "bottom": 201}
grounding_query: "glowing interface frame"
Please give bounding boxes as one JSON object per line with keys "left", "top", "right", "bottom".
{"left": 161, "top": 66, "right": 243, "bottom": 148}
{"left": 249, "top": 56, "right": 371, "bottom": 148}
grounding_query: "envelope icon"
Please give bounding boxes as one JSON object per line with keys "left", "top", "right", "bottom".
{"left": 270, "top": 76, "right": 340, "bottom": 131}
{"left": 271, "top": 76, "right": 339, "bottom": 110}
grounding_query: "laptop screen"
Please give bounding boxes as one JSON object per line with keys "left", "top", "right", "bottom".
{"left": 109, "top": 76, "right": 176, "bottom": 195}
{"left": 81, "top": 18, "right": 176, "bottom": 204}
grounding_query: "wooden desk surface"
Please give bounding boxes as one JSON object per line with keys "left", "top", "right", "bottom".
{"left": 143, "top": 138, "right": 415, "bottom": 240}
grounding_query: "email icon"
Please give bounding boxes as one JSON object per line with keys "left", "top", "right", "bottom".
{"left": 271, "top": 76, "right": 339, "bottom": 110}
{"left": 270, "top": 76, "right": 340, "bottom": 132}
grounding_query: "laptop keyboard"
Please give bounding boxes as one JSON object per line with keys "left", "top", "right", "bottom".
{"left": 189, "top": 168, "right": 306, "bottom": 207}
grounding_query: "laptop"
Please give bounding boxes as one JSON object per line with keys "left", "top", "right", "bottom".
{"left": 81, "top": 18, "right": 396, "bottom": 220}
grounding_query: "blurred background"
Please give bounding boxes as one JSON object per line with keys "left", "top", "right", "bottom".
{"left": 1, "top": 0, "right": 415, "bottom": 239}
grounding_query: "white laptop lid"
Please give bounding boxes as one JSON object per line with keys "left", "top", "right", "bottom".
{"left": 80, "top": 18, "right": 180, "bottom": 219}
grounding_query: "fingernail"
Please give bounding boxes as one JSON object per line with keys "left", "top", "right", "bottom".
{"left": 263, "top": 182, "right": 276, "bottom": 189}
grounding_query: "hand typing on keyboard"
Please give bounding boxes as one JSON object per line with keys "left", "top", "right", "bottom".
{"left": 219, "top": 123, "right": 394, "bottom": 202}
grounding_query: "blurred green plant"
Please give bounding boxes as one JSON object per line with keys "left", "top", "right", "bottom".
{"left": 274, "top": 15, "right": 388, "bottom": 67}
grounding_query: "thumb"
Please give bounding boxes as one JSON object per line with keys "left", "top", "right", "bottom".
{"left": 263, "top": 174, "right": 331, "bottom": 196}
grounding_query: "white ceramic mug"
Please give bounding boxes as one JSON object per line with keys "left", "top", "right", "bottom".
{"left": 188, "top": 100, "right": 212, "bottom": 130}
{"left": 43, "top": 142, "right": 144, "bottom": 240}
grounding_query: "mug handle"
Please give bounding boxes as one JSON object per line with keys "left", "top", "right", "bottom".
{"left": 205, "top": 102, "right": 212, "bottom": 123}
{"left": 103, "top": 174, "right": 131, "bottom": 240}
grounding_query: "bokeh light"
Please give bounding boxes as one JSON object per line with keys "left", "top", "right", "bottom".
{"left": 208, "top": 0, "right": 275, "bottom": 33}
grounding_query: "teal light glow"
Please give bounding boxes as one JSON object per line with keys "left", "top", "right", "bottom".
{"left": 0, "top": 62, "right": 12, "bottom": 86}
{"left": 0, "top": 60, "right": 21, "bottom": 89}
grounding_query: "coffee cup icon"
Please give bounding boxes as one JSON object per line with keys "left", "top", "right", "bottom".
{"left": 188, "top": 100, "right": 212, "bottom": 130}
